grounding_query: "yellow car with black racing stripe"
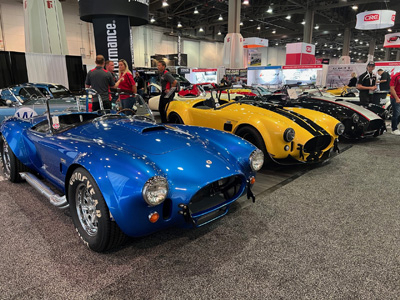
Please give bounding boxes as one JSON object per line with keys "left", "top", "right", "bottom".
{"left": 166, "top": 96, "right": 344, "bottom": 166}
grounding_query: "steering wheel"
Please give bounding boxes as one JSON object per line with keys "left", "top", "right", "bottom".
{"left": 117, "top": 108, "right": 136, "bottom": 116}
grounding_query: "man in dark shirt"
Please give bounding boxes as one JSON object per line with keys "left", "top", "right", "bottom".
{"left": 85, "top": 55, "right": 116, "bottom": 111}
{"left": 356, "top": 61, "right": 377, "bottom": 106}
{"left": 135, "top": 71, "right": 145, "bottom": 98}
{"left": 105, "top": 60, "right": 118, "bottom": 82}
{"left": 377, "top": 69, "right": 390, "bottom": 91}
{"left": 157, "top": 61, "right": 177, "bottom": 123}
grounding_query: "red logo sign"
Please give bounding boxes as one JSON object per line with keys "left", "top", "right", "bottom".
{"left": 306, "top": 46, "right": 312, "bottom": 53}
{"left": 364, "top": 14, "right": 379, "bottom": 22}
{"left": 47, "top": 1, "right": 53, "bottom": 9}
{"left": 227, "top": 38, "right": 230, "bottom": 42}
{"left": 24, "top": 0, "right": 27, "bottom": 9}
{"left": 392, "top": 14, "right": 396, "bottom": 22}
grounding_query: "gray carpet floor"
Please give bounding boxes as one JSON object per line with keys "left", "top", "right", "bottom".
{"left": 1, "top": 133, "right": 400, "bottom": 299}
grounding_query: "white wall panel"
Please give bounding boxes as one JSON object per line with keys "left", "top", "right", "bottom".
{"left": 0, "top": 2, "right": 25, "bottom": 52}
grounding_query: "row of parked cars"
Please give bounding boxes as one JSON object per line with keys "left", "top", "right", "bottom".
{"left": 0, "top": 81, "right": 388, "bottom": 252}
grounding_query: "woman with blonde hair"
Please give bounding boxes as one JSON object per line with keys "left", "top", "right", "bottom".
{"left": 348, "top": 72, "right": 357, "bottom": 87}
{"left": 115, "top": 59, "right": 137, "bottom": 109}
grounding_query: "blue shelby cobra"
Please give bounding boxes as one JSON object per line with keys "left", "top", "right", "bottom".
{"left": 0, "top": 96, "right": 263, "bottom": 252}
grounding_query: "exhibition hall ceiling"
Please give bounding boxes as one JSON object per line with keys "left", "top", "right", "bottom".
{"left": 149, "top": 0, "right": 400, "bottom": 60}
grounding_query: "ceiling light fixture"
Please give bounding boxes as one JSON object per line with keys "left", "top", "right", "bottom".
{"left": 352, "top": 5, "right": 358, "bottom": 10}
{"left": 243, "top": 0, "right": 249, "bottom": 5}
{"left": 314, "top": 25, "right": 319, "bottom": 29}
{"left": 218, "top": 14, "right": 223, "bottom": 21}
{"left": 275, "top": 42, "right": 278, "bottom": 46}
{"left": 199, "top": 27, "right": 204, "bottom": 32}
{"left": 194, "top": 7, "right": 199, "bottom": 14}
{"left": 240, "top": 21, "right": 243, "bottom": 26}
{"left": 301, "top": 20, "right": 306, "bottom": 25}
{"left": 338, "top": 33, "right": 342, "bottom": 36}
{"left": 257, "top": 25, "right": 261, "bottom": 30}
{"left": 272, "top": 30, "right": 276, "bottom": 34}
{"left": 286, "top": 15, "right": 291, "bottom": 20}
{"left": 150, "top": 16, "right": 155, "bottom": 23}
{"left": 177, "top": 22, "right": 182, "bottom": 28}
{"left": 162, "top": 0, "right": 168, "bottom": 7}
{"left": 388, "top": 28, "right": 392, "bottom": 32}
{"left": 218, "top": 30, "right": 222, "bottom": 35}
{"left": 267, "top": 7, "right": 273, "bottom": 13}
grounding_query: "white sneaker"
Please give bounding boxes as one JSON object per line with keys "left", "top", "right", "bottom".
{"left": 391, "top": 129, "right": 400, "bottom": 135}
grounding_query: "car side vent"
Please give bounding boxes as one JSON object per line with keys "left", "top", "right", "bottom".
{"left": 142, "top": 126, "right": 167, "bottom": 133}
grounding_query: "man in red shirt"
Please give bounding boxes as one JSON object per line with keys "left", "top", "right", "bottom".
{"left": 390, "top": 72, "right": 400, "bottom": 135}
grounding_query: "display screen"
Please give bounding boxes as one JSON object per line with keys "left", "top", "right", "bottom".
{"left": 247, "top": 68, "right": 282, "bottom": 86}
{"left": 282, "top": 68, "right": 318, "bottom": 84}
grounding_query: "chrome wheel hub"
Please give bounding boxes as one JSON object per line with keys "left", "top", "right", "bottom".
{"left": 76, "top": 183, "right": 98, "bottom": 236}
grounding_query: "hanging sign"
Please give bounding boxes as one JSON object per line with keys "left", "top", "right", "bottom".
{"left": 243, "top": 37, "right": 268, "bottom": 48}
{"left": 384, "top": 33, "right": 400, "bottom": 48}
{"left": 355, "top": 10, "right": 396, "bottom": 30}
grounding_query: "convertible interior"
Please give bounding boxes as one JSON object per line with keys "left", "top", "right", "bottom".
{"left": 31, "top": 113, "right": 101, "bottom": 133}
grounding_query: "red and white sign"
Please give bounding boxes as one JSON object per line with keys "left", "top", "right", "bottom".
{"left": 192, "top": 69, "right": 218, "bottom": 72}
{"left": 243, "top": 37, "right": 269, "bottom": 48}
{"left": 286, "top": 42, "right": 316, "bottom": 65}
{"left": 364, "top": 14, "right": 379, "bottom": 22}
{"left": 384, "top": 33, "right": 400, "bottom": 48}
{"left": 356, "top": 10, "right": 396, "bottom": 30}
{"left": 283, "top": 65, "right": 323, "bottom": 70}
{"left": 47, "top": 1, "right": 53, "bottom": 9}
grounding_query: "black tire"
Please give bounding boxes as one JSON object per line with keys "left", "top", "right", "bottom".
{"left": 168, "top": 112, "right": 184, "bottom": 124}
{"left": 68, "top": 167, "right": 127, "bottom": 252}
{"left": 0, "top": 136, "right": 29, "bottom": 183}
{"left": 235, "top": 126, "right": 271, "bottom": 164}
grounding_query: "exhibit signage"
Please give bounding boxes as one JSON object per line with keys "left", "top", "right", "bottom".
{"left": 92, "top": 16, "right": 133, "bottom": 70}
{"left": 384, "top": 33, "right": 400, "bottom": 48}
{"left": 355, "top": 10, "right": 396, "bottom": 30}
{"left": 243, "top": 37, "right": 268, "bottom": 48}
{"left": 285, "top": 43, "right": 316, "bottom": 65}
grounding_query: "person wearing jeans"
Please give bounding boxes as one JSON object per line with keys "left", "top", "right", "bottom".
{"left": 390, "top": 72, "right": 400, "bottom": 135}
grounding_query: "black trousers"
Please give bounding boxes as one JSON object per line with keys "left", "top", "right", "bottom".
{"left": 159, "top": 92, "right": 175, "bottom": 123}
{"left": 359, "top": 93, "right": 373, "bottom": 106}
{"left": 92, "top": 100, "right": 111, "bottom": 112}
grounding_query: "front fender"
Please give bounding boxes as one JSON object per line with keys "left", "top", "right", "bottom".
{"left": 67, "top": 148, "right": 162, "bottom": 235}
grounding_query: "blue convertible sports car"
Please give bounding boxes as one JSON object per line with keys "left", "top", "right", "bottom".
{"left": 0, "top": 96, "right": 263, "bottom": 252}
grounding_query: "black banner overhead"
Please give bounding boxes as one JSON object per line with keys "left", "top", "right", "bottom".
{"left": 79, "top": 0, "right": 149, "bottom": 26}
{"left": 92, "top": 16, "right": 133, "bottom": 71}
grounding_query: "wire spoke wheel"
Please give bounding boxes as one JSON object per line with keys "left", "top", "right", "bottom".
{"left": 75, "top": 183, "right": 98, "bottom": 236}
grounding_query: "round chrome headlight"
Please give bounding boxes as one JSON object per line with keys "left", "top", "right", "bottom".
{"left": 142, "top": 176, "right": 168, "bottom": 206}
{"left": 249, "top": 149, "right": 264, "bottom": 171}
{"left": 335, "top": 123, "right": 345, "bottom": 136}
{"left": 283, "top": 128, "right": 295, "bottom": 142}
{"left": 352, "top": 113, "right": 359, "bottom": 123}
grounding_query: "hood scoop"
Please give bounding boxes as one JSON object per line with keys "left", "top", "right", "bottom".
{"left": 141, "top": 126, "right": 167, "bottom": 133}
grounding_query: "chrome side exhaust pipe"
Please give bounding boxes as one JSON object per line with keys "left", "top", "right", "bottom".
{"left": 19, "top": 172, "right": 69, "bottom": 209}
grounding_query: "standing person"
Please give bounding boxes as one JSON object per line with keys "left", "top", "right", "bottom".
{"left": 85, "top": 55, "right": 115, "bottom": 111}
{"left": 389, "top": 72, "right": 400, "bottom": 135}
{"left": 135, "top": 71, "right": 145, "bottom": 98}
{"left": 377, "top": 69, "right": 390, "bottom": 92}
{"left": 375, "top": 69, "right": 391, "bottom": 105}
{"left": 348, "top": 72, "right": 357, "bottom": 87}
{"left": 105, "top": 60, "right": 118, "bottom": 82}
{"left": 220, "top": 75, "right": 230, "bottom": 86}
{"left": 157, "top": 60, "right": 177, "bottom": 123}
{"left": 115, "top": 59, "right": 137, "bottom": 110}
{"left": 356, "top": 61, "right": 377, "bottom": 106}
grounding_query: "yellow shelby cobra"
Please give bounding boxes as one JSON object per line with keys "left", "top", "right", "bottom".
{"left": 166, "top": 97, "right": 344, "bottom": 165}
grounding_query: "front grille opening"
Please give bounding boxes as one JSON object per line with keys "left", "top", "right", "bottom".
{"left": 304, "top": 135, "right": 332, "bottom": 153}
{"left": 162, "top": 198, "right": 172, "bottom": 220}
{"left": 189, "top": 175, "right": 243, "bottom": 215}
{"left": 367, "top": 119, "right": 385, "bottom": 132}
